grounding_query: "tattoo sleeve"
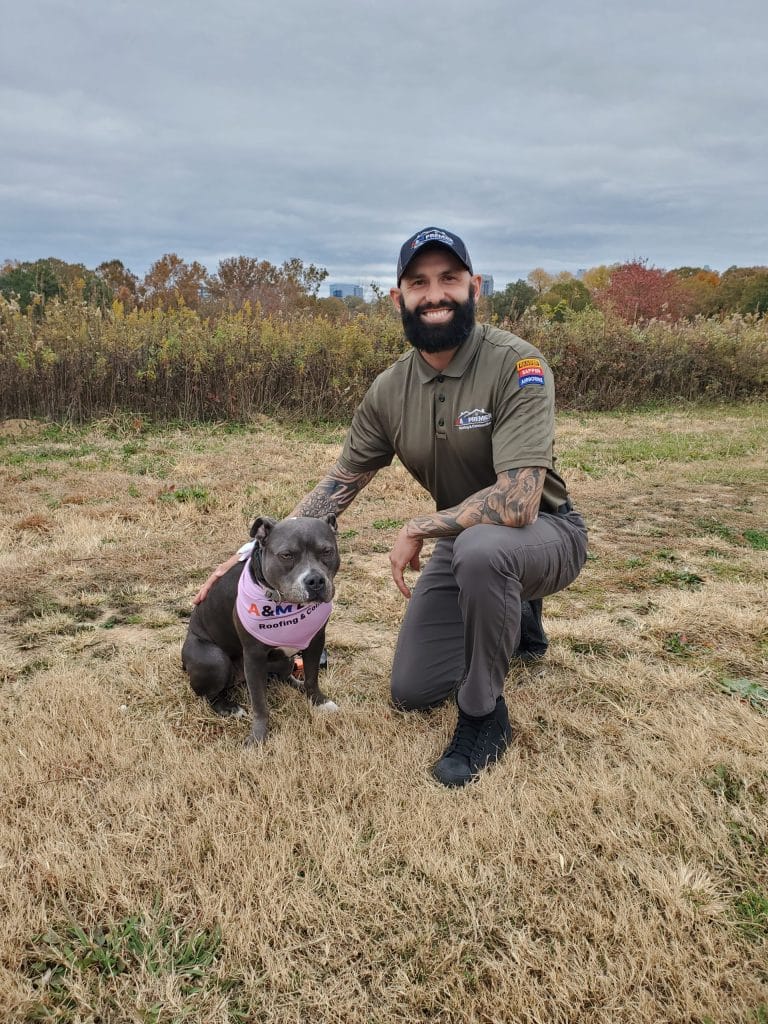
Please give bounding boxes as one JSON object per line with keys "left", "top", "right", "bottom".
{"left": 406, "top": 467, "right": 546, "bottom": 539}
{"left": 290, "top": 459, "right": 378, "bottom": 518}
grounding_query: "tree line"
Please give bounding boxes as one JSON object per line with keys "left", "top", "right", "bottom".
{"left": 0, "top": 254, "right": 332, "bottom": 318}
{"left": 492, "top": 260, "right": 768, "bottom": 322}
{"left": 1, "top": 253, "right": 767, "bottom": 324}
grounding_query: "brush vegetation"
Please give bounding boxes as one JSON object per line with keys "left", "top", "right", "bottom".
{"left": 1, "top": 404, "right": 767, "bottom": 1022}
{"left": 1, "top": 297, "right": 767, "bottom": 423}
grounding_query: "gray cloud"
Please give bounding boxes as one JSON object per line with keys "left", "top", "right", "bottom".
{"left": 2, "top": 0, "right": 766, "bottom": 288}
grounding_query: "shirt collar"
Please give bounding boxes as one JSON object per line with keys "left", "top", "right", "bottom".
{"left": 412, "top": 323, "right": 485, "bottom": 383}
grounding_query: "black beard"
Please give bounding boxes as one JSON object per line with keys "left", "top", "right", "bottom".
{"left": 400, "top": 292, "right": 476, "bottom": 354}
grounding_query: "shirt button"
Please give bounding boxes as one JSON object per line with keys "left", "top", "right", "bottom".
{"left": 438, "top": 394, "right": 445, "bottom": 402}
{"left": 437, "top": 418, "right": 444, "bottom": 427}
{"left": 436, "top": 375, "right": 444, "bottom": 383}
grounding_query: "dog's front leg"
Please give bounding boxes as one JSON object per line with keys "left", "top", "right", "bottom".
{"left": 236, "top": 624, "right": 270, "bottom": 745}
{"left": 302, "top": 628, "right": 338, "bottom": 711}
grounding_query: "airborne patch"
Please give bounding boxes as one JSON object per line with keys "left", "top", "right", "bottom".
{"left": 516, "top": 357, "right": 545, "bottom": 388}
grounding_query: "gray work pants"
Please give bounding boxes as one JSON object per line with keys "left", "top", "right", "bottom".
{"left": 390, "top": 511, "right": 588, "bottom": 717}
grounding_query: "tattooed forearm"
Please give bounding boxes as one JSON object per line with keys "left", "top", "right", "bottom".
{"left": 290, "top": 460, "right": 377, "bottom": 518}
{"left": 406, "top": 467, "right": 546, "bottom": 539}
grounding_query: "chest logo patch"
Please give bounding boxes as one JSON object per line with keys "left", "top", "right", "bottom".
{"left": 517, "top": 358, "right": 545, "bottom": 388}
{"left": 455, "top": 408, "right": 492, "bottom": 430}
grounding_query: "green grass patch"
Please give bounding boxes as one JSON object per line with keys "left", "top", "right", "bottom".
{"left": 663, "top": 632, "right": 697, "bottom": 657}
{"left": 372, "top": 518, "right": 404, "bottom": 530}
{"left": 1, "top": 443, "right": 99, "bottom": 466}
{"left": 22, "top": 911, "right": 237, "bottom": 1022}
{"left": 280, "top": 420, "right": 348, "bottom": 444}
{"left": 569, "top": 640, "right": 609, "bottom": 656}
{"left": 652, "top": 569, "right": 704, "bottom": 589}
{"left": 703, "top": 764, "right": 745, "bottom": 804}
{"left": 718, "top": 677, "right": 768, "bottom": 715}
{"left": 157, "top": 486, "right": 213, "bottom": 510}
{"left": 561, "top": 431, "right": 762, "bottom": 476}
{"left": 733, "top": 889, "right": 768, "bottom": 942}
{"left": 744, "top": 529, "right": 768, "bottom": 550}
{"left": 695, "top": 516, "right": 736, "bottom": 541}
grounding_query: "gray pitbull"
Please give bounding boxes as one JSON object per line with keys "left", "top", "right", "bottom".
{"left": 183, "top": 514, "right": 340, "bottom": 745}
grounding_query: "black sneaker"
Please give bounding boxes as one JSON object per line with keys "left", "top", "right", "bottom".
{"left": 432, "top": 697, "right": 513, "bottom": 788}
{"left": 515, "top": 598, "right": 548, "bottom": 663}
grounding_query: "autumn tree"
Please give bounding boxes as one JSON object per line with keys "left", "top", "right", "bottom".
{"left": 671, "top": 267, "right": 720, "bottom": 317}
{"left": 581, "top": 264, "right": 615, "bottom": 293}
{"left": 595, "top": 259, "right": 686, "bottom": 322}
{"left": 142, "top": 253, "right": 207, "bottom": 310}
{"left": 205, "top": 256, "right": 328, "bottom": 314}
{"left": 96, "top": 259, "right": 139, "bottom": 309}
{"left": 527, "top": 267, "right": 553, "bottom": 294}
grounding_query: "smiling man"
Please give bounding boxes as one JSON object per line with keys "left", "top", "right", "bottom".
{"left": 195, "top": 227, "right": 588, "bottom": 786}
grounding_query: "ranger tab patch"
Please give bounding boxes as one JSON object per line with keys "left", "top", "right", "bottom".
{"left": 516, "top": 358, "right": 545, "bottom": 388}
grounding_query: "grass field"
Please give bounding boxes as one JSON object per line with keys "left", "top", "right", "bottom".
{"left": 1, "top": 404, "right": 767, "bottom": 1023}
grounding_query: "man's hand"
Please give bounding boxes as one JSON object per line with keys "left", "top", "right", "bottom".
{"left": 192, "top": 552, "right": 240, "bottom": 605}
{"left": 389, "top": 524, "right": 424, "bottom": 599}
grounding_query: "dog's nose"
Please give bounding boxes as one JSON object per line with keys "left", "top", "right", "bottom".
{"left": 304, "top": 572, "right": 327, "bottom": 597}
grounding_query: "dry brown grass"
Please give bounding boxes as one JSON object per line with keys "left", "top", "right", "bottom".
{"left": 1, "top": 405, "right": 767, "bottom": 1023}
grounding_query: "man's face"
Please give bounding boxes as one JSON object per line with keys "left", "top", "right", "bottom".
{"left": 390, "top": 248, "right": 482, "bottom": 354}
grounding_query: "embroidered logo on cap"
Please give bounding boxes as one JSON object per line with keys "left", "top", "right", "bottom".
{"left": 516, "top": 358, "right": 545, "bottom": 388}
{"left": 455, "top": 408, "right": 492, "bottom": 430}
{"left": 412, "top": 229, "right": 455, "bottom": 250}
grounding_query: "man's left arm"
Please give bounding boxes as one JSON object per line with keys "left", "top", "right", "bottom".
{"left": 389, "top": 466, "right": 545, "bottom": 598}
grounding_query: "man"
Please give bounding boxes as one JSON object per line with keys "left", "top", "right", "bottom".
{"left": 195, "top": 227, "right": 588, "bottom": 787}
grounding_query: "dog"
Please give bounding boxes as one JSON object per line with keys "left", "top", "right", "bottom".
{"left": 182, "top": 514, "right": 340, "bottom": 745}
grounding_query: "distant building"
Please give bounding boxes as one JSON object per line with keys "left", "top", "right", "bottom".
{"left": 328, "top": 282, "right": 364, "bottom": 299}
{"left": 480, "top": 275, "right": 494, "bottom": 296}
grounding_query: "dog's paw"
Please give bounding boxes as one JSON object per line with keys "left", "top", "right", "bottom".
{"left": 313, "top": 699, "right": 340, "bottom": 713}
{"left": 244, "top": 723, "right": 268, "bottom": 747}
{"left": 207, "top": 696, "right": 246, "bottom": 719}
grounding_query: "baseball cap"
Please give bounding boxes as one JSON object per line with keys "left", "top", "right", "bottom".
{"left": 396, "top": 227, "right": 473, "bottom": 284}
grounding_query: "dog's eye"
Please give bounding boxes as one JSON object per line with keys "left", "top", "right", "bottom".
{"left": 278, "top": 552, "right": 294, "bottom": 561}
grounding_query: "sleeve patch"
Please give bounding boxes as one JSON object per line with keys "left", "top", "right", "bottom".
{"left": 516, "top": 358, "right": 545, "bottom": 388}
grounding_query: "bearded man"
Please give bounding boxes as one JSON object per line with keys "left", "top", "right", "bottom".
{"left": 195, "top": 227, "right": 588, "bottom": 786}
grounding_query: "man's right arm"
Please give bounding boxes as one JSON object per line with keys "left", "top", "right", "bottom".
{"left": 192, "top": 460, "right": 377, "bottom": 604}
{"left": 288, "top": 460, "right": 378, "bottom": 517}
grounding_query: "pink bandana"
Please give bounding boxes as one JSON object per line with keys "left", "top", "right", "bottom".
{"left": 236, "top": 568, "right": 333, "bottom": 651}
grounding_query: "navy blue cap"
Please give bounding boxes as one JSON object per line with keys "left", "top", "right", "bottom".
{"left": 396, "top": 227, "right": 473, "bottom": 284}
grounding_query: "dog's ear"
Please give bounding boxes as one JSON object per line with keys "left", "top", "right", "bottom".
{"left": 324, "top": 513, "right": 338, "bottom": 533}
{"left": 249, "top": 516, "right": 277, "bottom": 543}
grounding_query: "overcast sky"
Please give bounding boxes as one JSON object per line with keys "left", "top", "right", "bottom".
{"left": 2, "top": 0, "right": 767, "bottom": 290}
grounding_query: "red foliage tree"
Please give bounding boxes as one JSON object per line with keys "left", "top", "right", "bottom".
{"left": 595, "top": 259, "right": 686, "bottom": 322}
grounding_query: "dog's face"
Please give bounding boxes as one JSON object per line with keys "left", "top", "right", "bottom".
{"left": 249, "top": 514, "right": 340, "bottom": 604}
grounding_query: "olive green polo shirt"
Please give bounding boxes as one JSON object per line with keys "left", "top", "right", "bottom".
{"left": 338, "top": 323, "right": 570, "bottom": 513}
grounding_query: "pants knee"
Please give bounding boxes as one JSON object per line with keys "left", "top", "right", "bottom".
{"left": 390, "top": 675, "right": 427, "bottom": 711}
{"left": 452, "top": 526, "right": 523, "bottom": 583}
{"left": 390, "top": 674, "right": 454, "bottom": 712}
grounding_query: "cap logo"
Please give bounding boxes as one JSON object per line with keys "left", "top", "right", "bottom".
{"left": 412, "top": 229, "right": 455, "bottom": 251}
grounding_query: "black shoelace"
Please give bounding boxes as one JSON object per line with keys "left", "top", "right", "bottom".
{"left": 446, "top": 714, "right": 489, "bottom": 759}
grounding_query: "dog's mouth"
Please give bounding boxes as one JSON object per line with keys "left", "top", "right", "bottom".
{"left": 286, "top": 582, "right": 335, "bottom": 605}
